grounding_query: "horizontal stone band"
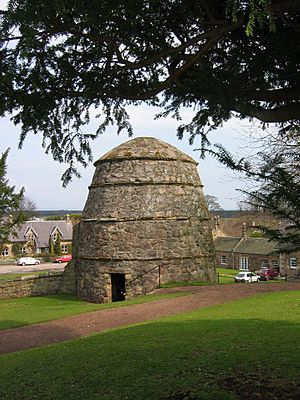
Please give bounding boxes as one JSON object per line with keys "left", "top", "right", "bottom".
{"left": 76, "top": 255, "right": 210, "bottom": 262}
{"left": 80, "top": 216, "right": 210, "bottom": 223}
{"left": 88, "top": 182, "right": 203, "bottom": 189}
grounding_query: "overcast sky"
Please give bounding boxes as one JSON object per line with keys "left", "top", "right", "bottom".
{"left": 1, "top": 104, "right": 249, "bottom": 210}
{"left": 0, "top": 0, "right": 251, "bottom": 211}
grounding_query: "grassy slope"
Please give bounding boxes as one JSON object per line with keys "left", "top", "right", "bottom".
{"left": 0, "top": 293, "right": 187, "bottom": 330}
{"left": 0, "top": 291, "right": 299, "bottom": 400}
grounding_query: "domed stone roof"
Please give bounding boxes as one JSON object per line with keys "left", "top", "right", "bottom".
{"left": 95, "top": 137, "right": 197, "bottom": 165}
{"left": 75, "top": 136, "right": 215, "bottom": 303}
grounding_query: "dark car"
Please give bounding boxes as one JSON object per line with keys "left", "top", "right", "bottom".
{"left": 257, "top": 268, "right": 280, "bottom": 281}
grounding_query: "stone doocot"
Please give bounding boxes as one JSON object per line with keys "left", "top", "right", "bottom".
{"left": 74, "top": 137, "right": 216, "bottom": 303}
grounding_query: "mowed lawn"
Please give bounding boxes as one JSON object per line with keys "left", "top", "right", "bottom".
{"left": 0, "top": 291, "right": 299, "bottom": 400}
{"left": 0, "top": 292, "right": 188, "bottom": 330}
{"left": 0, "top": 267, "right": 244, "bottom": 330}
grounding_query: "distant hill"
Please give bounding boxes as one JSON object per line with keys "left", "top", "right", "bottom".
{"left": 211, "top": 210, "right": 243, "bottom": 218}
{"left": 35, "top": 210, "right": 82, "bottom": 218}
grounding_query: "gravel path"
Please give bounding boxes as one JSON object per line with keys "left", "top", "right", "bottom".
{"left": 0, "top": 282, "right": 298, "bottom": 355}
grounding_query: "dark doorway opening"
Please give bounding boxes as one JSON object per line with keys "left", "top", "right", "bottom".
{"left": 111, "top": 273, "right": 126, "bottom": 302}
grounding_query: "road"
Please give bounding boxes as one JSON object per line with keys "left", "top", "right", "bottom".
{"left": 0, "top": 262, "right": 66, "bottom": 274}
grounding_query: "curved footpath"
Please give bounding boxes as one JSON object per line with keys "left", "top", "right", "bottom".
{"left": 0, "top": 282, "right": 299, "bottom": 355}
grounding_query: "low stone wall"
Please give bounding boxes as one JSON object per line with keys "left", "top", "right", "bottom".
{"left": 0, "top": 265, "right": 76, "bottom": 300}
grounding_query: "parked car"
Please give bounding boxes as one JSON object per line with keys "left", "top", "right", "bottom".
{"left": 234, "top": 271, "right": 260, "bottom": 283}
{"left": 16, "top": 257, "right": 40, "bottom": 266}
{"left": 54, "top": 254, "right": 72, "bottom": 263}
{"left": 256, "top": 268, "right": 280, "bottom": 281}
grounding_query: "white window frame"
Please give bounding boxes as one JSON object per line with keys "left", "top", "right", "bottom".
{"left": 239, "top": 257, "right": 249, "bottom": 270}
{"left": 61, "top": 244, "right": 68, "bottom": 254}
{"left": 272, "top": 260, "right": 279, "bottom": 268}
{"left": 260, "top": 259, "right": 269, "bottom": 269}
{"left": 289, "top": 258, "right": 297, "bottom": 269}
{"left": 27, "top": 232, "right": 35, "bottom": 243}
{"left": 1, "top": 247, "right": 9, "bottom": 257}
{"left": 53, "top": 229, "right": 62, "bottom": 243}
{"left": 20, "top": 246, "right": 26, "bottom": 254}
{"left": 220, "top": 255, "right": 227, "bottom": 265}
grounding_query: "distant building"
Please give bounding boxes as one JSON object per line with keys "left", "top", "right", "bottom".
{"left": 1, "top": 216, "right": 73, "bottom": 257}
{"left": 214, "top": 235, "right": 299, "bottom": 277}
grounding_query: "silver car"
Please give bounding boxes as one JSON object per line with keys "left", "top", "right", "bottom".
{"left": 234, "top": 271, "right": 260, "bottom": 283}
{"left": 16, "top": 257, "right": 40, "bottom": 266}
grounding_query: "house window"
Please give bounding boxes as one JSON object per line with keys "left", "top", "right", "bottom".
{"left": 272, "top": 260, "right": 279, "bottom": 269}
{"left": 20, "top": 247, "right": 26, "bottom": 254}
{"left": 239, "top": 257, "right": 249, "bottom": 270}
{"left": 61, "top": 244, "right": 68, "bottom": 253}
{"left": 27, "top": 232, "right": 35, "bottom": 243}
{"left": 1, "top": 247, "right": 9, "bottom": 257}
{"left": 289, "top": 258, "right": 297, "bottom": 269}
{"left": 220, "top": 255, "right": 227, "bottom": 265}
{"left": 260, "top": 259, "right": 269, "bottom": 269}
{"left": 53, "top": 231, "right": 61, "bottom": 242}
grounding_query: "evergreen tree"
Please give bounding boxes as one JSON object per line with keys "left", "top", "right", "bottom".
{"left": 212, "top": 128, "right": 300, "bottom": 251}
{"left": 48, "top": 236, "right": 54, "bottom": 254}
{"left": 54, "top": 234, "right": 62, "bottom": 256}
{"left": 0, "top": 150, "right": 25, "bottom": 250}
{"left": 0, "top": 1, "right": 299, "bottom": 184}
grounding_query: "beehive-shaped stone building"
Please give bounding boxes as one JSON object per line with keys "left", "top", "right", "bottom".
{"left": 74, "top": 137, "right": 216, "bottom": 303}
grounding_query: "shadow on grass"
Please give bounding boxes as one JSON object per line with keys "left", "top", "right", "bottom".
{"left": 0, "top": 316, "right": 299, "bottom": 400}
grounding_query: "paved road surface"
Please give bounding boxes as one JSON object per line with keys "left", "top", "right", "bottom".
{"left": 0, "top": 262, "right": 66, "bottom": 274}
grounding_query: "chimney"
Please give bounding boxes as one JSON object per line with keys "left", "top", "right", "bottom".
{"left": 242, "top": 222, "right": 247, "bottom": 238}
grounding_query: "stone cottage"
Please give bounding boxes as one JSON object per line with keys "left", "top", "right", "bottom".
{"left": 1, "top": 216, "right": 73, "bottom": 258}
{"left": 214, "top": 235, "right": 299, "bottom": 277}
{"left": 73, "top": 137, "right": 216, "bottom": 303}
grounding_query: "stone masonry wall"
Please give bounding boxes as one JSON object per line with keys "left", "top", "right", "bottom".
{"left": 0, "top": 274, "right": 63, "bottom": 300}
{"left": 0, "top": 265, "right": 76, "bottom": 300}
{"left": 75, "top": 138, "right": 216, "bottom": 303}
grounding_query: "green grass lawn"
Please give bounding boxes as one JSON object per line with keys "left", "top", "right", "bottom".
{"left": 0, "top": 291, "right": 299, "bottom": 400}
{"left": 161, "top": 268, "right": 239, "bottom": 287}
{"left": 0, "top": 292, "right": 188, "bottom": 330}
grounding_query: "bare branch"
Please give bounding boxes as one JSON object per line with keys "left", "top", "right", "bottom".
{"left": 234, "top": 102, "right": 300, "bottom": 122}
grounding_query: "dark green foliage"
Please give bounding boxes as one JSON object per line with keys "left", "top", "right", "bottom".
{"left": 54, "top": 234, "right": 62, "bottom": 255}
{"left": 48, "top": 236, "right": 54, "bottom": 254}
{"left": 67, "top": 242, "right": 72, "bottom": 254}
{"left": 0, "top": 149, "right": 25, "bottom": 249}
{"left": 211, "top": 128, "right": 300, "bottom": 251}
{"left": 11, "top": 242, "right": 22, "bottom": 256}
{"left": 45, "top": 216, "right": 63, "bottom": 221}
{"left": 0, "top": 1, "right": 299, "bottom": 184}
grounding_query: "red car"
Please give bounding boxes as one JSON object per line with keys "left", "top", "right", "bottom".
{"left": 257, "top": 268, "right": 280, "bottom": 281}
{"left": 55, "top": 254, "right": 72, "bottom": 263}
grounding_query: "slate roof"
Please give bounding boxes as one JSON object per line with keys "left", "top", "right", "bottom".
{"left": 214, "top": 237, "right": 241, "bottom": 252}
{"left": 9, "top": 220, "right": 73, "bottom": 249}
{"left": 214, "top": 236, "right": 278, "bottom": 255}
{"left": 235, "top": 237, "right": 278, "bottom": 255}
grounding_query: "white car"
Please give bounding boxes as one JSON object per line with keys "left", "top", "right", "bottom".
{"left": 16, "top": 257, "right": 40, "bottom": 266}
{"left": 234, "top": 271, "right": 260, "bottom": 283}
